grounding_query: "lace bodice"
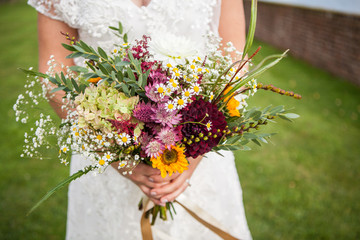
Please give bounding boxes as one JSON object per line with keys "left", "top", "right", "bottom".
{"left": 29, "top": 0, "right": 221, "bottom": 54}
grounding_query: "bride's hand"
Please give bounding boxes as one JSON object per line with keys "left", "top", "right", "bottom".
{"left": 111, "top": 162, "right": 170, "bottom": 205}
{"left": 148, "top": 155, "right": 203, "bottom": 204}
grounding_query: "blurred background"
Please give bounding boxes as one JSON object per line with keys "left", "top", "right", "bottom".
{"left": 0, "top": 0, "right": 359, "bottom": 239}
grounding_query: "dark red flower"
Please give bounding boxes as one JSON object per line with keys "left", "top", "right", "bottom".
{"left": 180, "top": 98, "right": 227, "bottom": 158}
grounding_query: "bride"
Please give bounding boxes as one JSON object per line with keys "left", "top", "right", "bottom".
{"left": 28, "top": 0, "right": 252, "bottom": 239}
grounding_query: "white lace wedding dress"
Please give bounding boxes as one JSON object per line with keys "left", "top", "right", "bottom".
{"left": 28, "top": 0, "right": 252, "bottom": 239}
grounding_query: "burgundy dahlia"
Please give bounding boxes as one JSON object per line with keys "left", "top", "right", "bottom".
{"left": 180, "top": 98, "right": 227, "bottom": 158}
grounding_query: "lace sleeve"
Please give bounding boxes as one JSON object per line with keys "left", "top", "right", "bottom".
{"left": 28, "top": 0, "right": 64, "bottom": 21}
{"left": 28, "top": 0, "right": 79, "bottom": 29}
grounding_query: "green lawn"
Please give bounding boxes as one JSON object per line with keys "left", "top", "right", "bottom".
{"left": 1, "top": 1, "right": 359, "bottom": 240}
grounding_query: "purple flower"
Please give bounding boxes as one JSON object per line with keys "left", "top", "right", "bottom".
{"left": 148, "top": 71, "right": 168, "bottom": 84}
{"left": 156, "top": 127, "right": 182, "bottom": 149}
{"left": 133, "top": 102, "right": 155, "bottom": 122}
{"left": 145, "top": 139, "right": 165, "bottom": 158}
{"left": 152, "top": 104, "right": 182, "bottom": 127}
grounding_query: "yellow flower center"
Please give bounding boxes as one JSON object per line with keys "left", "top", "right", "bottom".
{"left": 190, "top": 65, "right": 195, "bottom": 70}
{"left": 169, "top": 78, "right": 174, "bottom": 83}
{"left": 106, "top": 154, "right": 111, "bottom": 159}
{"left": 157, "top": 87, "right": 164, "bottom": 94}
{"left": 172, "top": 82, "right": 178, "bottom": 88}
{"left": 96, "top": 135, "right": 102, "bottom": 141}
{"left": 161, "top": 149, "right": 178, "bottom": 165}
{"left": 122, "top": 137, "right": 128, "bottom": 143}
{"left": 75, "top": 132, "right": 79, "bottom": 137}
{"left": 194, "top": 86, "right": 200, "bottom": 92}
{"left": 175, "top": 72, "right": 180, "bottom": 77}
{"left": 99, "top": 159, "right": 105, "bottom": 166}
{"left": 167, "top": 104, "right": 174, "bottom": 110}
{"left": 184, "top": 91, "right": 190, "bottom": 97}
{"left": 177, "top": 99, "right": 184, "bottom": 105}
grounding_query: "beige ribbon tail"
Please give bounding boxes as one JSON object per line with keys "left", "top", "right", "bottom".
{"left": 140, "top": 196, "right": 240, "bottom": 240}
{"left": 141, "top": 198, "right": 154, "bottom": 240}
{"left": 174, "top": 200, "right": 240, "bottom": 240}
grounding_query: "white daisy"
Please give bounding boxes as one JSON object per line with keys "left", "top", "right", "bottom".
{"left": 165, "top": 101, "right": 177, "bottom": 112}
{"left": 117, "top": 132, "right": 131, "bottom": 146}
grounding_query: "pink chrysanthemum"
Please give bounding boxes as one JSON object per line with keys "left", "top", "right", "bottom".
{"left": 145, "top": 139, "right": 165, "bottom": 158}
{"left": 156, "top": 127, "right": 182, "bottom": 149}
{"left": 133, "top": 102, "right": 155, "bottom": 122}
{"left": 152, "top": 104, "right": 182, "bottom": 127}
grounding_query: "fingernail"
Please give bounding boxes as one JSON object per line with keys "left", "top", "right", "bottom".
{"left": 161, "top": 199, "right": 168, "bottom": 203}
{"left": 148, "top": 177, "right": 154, "bottom": 182}
{"left": 150, "top": 191, "right": 157, "bottom": 196}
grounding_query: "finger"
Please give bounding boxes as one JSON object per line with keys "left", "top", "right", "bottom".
{"left": 162, "top": 172, "right": 180, "bottom": 182}
{"left": 149, "top": 175, "right": 184, "bottom": 197}
{"left": 148, "top": 171, "right": 180, "bottom": 183}
{"left": 138, "top": 175, "right": 168, "bottom": 189}
{"left": 138, "top": 164, "right": 161, "bottom": 176}
{"left": 139, "top": 185, "right": 166, "bottom": 206}
{"left": 160, "top": 181, "right": 189, "bottom": 203}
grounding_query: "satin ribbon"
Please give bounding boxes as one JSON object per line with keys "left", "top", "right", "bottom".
{"left": 140, "top": 197, "right": 240, "bottom": 240}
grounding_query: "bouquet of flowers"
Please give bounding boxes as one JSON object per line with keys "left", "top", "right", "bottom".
{"left": 14, "top": 2, "right": 300, "bottom": 225}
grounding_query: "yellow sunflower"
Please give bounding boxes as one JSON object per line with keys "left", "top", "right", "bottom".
{"left": 151, "top": 145, "right": 189, "bottom": 178}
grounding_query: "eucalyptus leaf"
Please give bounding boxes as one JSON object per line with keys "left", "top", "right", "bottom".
{"left": 284, "top": 113, "right": 300, "bottom": 119}
{"left": 98, "top": 47, "right": 108, "bottom": 60}
{"left": 50, "top": 86, "right": 66, "bottom": 93}
{"left": 69, "top": 66, "right": 88, "bottom": 73}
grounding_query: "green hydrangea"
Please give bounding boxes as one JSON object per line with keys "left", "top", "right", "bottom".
{"left": 75, "top": 82, "right": 140, "bottom": 132}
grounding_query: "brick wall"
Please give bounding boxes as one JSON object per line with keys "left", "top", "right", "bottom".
{"left": 244, "top": 1, "right": 360, "bottom": 85}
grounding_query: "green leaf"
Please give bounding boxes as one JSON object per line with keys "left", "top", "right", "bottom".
{"left": 116, "top": 71, "right": 124, "bottom": 82}
{"left": 284, "top": 113, "right": 300, "bottom": 119}
{"left": 97, "top": 64, "right": 109, "bottom": 75}
{"left": 98, "top": 47, "right": 108, "bottom": 60}
{"left": 115, "top": 61, "right": 131, "bottom": 71}
{"left": 249, "top": 110, "right": 262, "bottom": 121}
{"left": 78, "top": 40, "right": 93, "bottom": 53}
{"left": 118, "top": 22, "right": 123, "bottom": 34}
{"left": 19, "top": 68, "right": 49, "bottom": 79}
{"left": 270, "top": 105, "right": 285, "bottom": 115}
{"left": 251, "top": 138, "right": 261, "bottom": 146}
{"left": 50, "top": 86, "right": 66, "bottom": 93}
{"left": 27, "top": 169, "right": 89, "bottom": 215}
{"left": 123, "top": 33, "right": 128, "bottom": 43}
{"left": 242, "top": 0, "right": 257, "bottom": 59}
{"left": 71, "top": 78, "right": 80, "bottom": 92}
{"left": 61, "top": 43, "right": 76, "bottom": 51}
{"left": 72, "top": 44, "right": 84, "bottom": 53}
{"left": 85, "top": 61, "right": 96, "bottom": 71}
{"left": 66, "top": 52, "right": 83, "bottom": 59}
{"left": 278, "top": 115, "right": 293, "bottom": 122}
{"left": 126, "top": 68, "right": 136, "bottom": 81}
{"left": 69, "top": 66, "right": 88, "bottom": 73}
